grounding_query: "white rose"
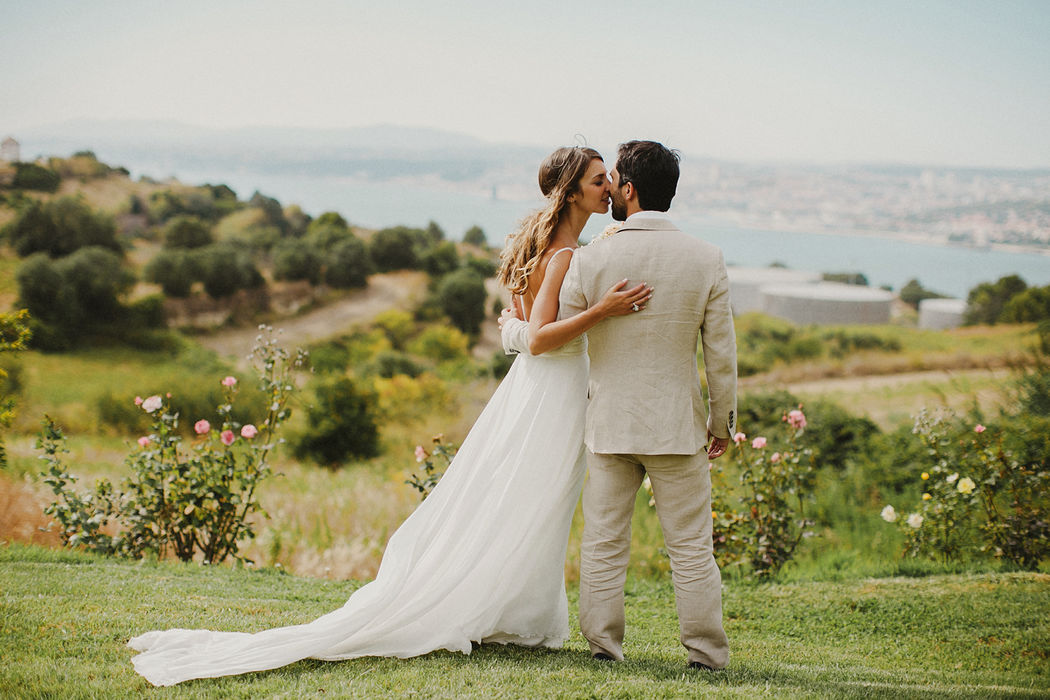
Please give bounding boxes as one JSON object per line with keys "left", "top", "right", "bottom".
{"left": 880, "top": 505, "right": 897, "bottom": 522}
{"left": 907, "top": 513, "right": 924, "bottom": 529}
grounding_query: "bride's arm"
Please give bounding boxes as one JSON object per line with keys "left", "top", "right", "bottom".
{"left": 527, "top": 251, "right": 650, "bottom": 356}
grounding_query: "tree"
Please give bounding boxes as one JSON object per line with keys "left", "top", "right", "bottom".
{"left": 17, "top": 247, "right": 134, "bottom": 330}
{"left": 822, "top": 272, "right": 868, "bottom": 286}
{"left": 294, "top": 377, "right": 380, "bottom": 465}
{"left": 425, "top": 220, "right": 445, "bottom": 244}
{"left": 463, "top": 225, "right": 487, "bottom": 247}
{"left": 965, "top": 275, "right": 1028, "bottom": 325}
{"left": 272, "top": 239, "right": 322, "bottom": 284}
{"left": 4, "top": 197, "right": 120, "bottom": 258}
{"left": 307, "top": 211, "right": 349, "bottom": 234}
{"left": 370, "top": 226, "right": 422, "bottom": 272}
{"left": 324, "top": 236, "right": 374, "bottom": 288}
{"left": 1001, "top": 285, "right": 1050, "bottom": 323}
{"left": 899, "top": 279, "right": 946, "bottom": 309}
{"left": 435, "top": 269, "right": 488, "bottom": 336}
{"left": 162, "top": 215, "right": 214, "bottom": 249}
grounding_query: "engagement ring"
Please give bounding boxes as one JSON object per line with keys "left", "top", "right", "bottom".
{"left": 632, "top": 303, "right": 640, "bottom": 312}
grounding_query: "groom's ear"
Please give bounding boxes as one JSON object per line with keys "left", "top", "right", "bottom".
{"left": 623, "top": 181, "right": 637, "bottom": 202}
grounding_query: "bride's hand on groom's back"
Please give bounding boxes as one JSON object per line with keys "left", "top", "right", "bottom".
{"left": 597, "top": 279, "right": 653, "bottom": 318}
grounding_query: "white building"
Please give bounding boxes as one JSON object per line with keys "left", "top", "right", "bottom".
{"left": 918, "top": 298, "right": 967, "bottom": 330}
{"left": 726, "top": 266, "right": 822, "bottom": 315}
{"left": 759, "top": 282, "right": 894, "bottom": 325}
{"left": 1, "top": 136, "right": 20, "bottom": 162}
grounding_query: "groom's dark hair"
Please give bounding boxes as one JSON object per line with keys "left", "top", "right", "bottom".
{"left": 615, "top": 141, "right": 680, "bottom": 212}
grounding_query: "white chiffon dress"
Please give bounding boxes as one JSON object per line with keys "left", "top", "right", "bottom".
{"left": 128, "top": 335, "right": 588, "bottom": 686}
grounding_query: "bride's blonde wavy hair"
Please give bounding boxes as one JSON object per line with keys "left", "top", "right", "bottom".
{"left": 497, "top": 146, "right": 603, "bottom": 295}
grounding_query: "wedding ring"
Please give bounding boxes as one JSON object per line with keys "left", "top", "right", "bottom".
{"left": 632, "top": 303, "right": 640, "bottom": 312}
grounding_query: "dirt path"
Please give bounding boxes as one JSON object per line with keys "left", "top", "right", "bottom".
{"left": 198, "top": 271, "right": 428, "bottom": 362}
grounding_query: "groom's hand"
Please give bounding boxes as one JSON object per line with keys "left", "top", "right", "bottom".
{"left": 707, "top": 432, "right": 729, "bottom": 460}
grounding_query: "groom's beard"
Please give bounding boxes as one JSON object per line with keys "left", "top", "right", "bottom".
{"left": 610, "top": 188, "right": 628, "bottom": 221}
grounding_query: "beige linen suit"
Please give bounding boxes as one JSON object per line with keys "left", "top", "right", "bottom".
{"left": 502, "top": 213, "right": 737, "bottom": 668}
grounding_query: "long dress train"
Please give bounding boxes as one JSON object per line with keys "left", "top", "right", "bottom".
{"left": 128, "top": 337, "right": 588, "bottom": 686}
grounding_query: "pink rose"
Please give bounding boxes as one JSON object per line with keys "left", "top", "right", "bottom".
{"left": 220, "top": 430, "right": 236, "bottom": 446}
{"left": 787, "top": 409, "right": 807, "bottom": 430}
{"left": 134, "top": 396, "right": 144, "bottom": 406}
{"left": 222, "top": 376, "right": 237, "bottom": 387}
{"left": 141, "top": 395, "right": 163, "bottom": 413}
{"left": 733, "top": 432, "right": 746, "bottom": 444}
{"left": 137, "top": 436, "right": 150, "bottom": 448}
{"left": 974, "top": 424, "right": 986, "bottom": 433}
{"left": 194, "top": 419, "right": 211, "bottom": 435}
{"left": 751, "top": 437, "right": 767, "bottom": 449}
{"left": 415, "top": 445, "right": 427, "bottom": 462}
{"left": 770, "top": 452, "right": 781, "bottom": 463}
{"left": 240, "top": 424, "right": 258, "bottom": 439}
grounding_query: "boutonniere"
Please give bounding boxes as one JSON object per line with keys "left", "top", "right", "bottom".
{"left": 591, "top": 223, "right": 622, "bottom": 243}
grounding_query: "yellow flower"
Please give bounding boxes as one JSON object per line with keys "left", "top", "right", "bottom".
{"left": 921, "top": 472, "right": 930, "bottom": 480}
{"left": 712, "top": 511, "right": 718, "bottom": 519}
{"left": 922, "top": 493, "right": 931, "bottom": 501}
{"left": 957, "top": 477, "right": 976, "bottom": 495}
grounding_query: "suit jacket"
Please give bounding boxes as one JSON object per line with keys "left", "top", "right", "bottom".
{"left": 502, "top": 214, "right": 737, "bottom": 456}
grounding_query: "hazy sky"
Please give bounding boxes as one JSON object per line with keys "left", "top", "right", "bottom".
{"left": 3, "top": 0, "right": 1049, "bottom": 168}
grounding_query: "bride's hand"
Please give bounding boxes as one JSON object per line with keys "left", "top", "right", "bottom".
{"left": 596, "top": 279, "right": 653, "bottom": 318}
{"left": 498, "top": 301, "right": 523, "bottom": 330}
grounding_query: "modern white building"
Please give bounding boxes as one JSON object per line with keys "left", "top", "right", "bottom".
{"left": 759, "top": 282, "right": 895, "bottom": 325}
{"left": 0, "top": 136, "right": 20, "bottom": 162}
{"left": 918, "top": 298, "right": 967, "bottom": 329}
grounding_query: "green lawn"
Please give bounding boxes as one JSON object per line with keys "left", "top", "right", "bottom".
{"left": 2, "top": 545, "right": 1047, "bottom": 699}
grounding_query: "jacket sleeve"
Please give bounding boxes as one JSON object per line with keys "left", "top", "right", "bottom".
{"left": 500, "top": 317, "right": 531, "bottom": 356}
{"left": 701, "top": 252, "right": 738, "bottom": 439}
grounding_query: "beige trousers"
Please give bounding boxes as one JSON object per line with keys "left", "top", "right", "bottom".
{"left": 578, "top": 450, "right": 729, "bottom": 668}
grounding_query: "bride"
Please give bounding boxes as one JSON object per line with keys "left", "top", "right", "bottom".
{"left": 127, "top": 146, "right": 651, "bottom": 686}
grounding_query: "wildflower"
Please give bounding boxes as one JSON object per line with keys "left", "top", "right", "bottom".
{"left": 222, "top": 376, "right": 237, "bottom": 387}
{"left": 946, "top": 472, "right": 959, "bottom": 484}
{"left": 415, "top": 445, "right": 427, "bottom": 463}
{"left": 922, "top": 493, "right": 931, "bottom": 501}
{"left": 221, "top": 430, "right": 236, "bottom": 446}
{"left": 712, "top": 511, "right": 718, "bottom": 519}
{"left": 957, "top": 477, "right": 975, "bottom": 494}
{"left": 141, "top": 395, "right": 163, "bottom": 413}
{"left": 881, "top": 505, "right": 897, "bottom": 522}
{"left": 733, "top": 432, "right": 746, "bottom": 444}
{"left": 786, "top": 408, "right": 807, "bottom": 430}
{"left": 770, "top": 452, "right": 781, "bottom": 463}
{"left": 134, "top": 396, "right": 144, "bottom": 406}
{"left": 974, "top": 424, "right": 986, "bottom": 433}
{"left": 194, "top": 419, "right": 211, "bottom": 435}
{"left": 907, "top": 513, "right": 924, "bottom": 529}
{"left": 240, "top": 424, "right": 258, "bottom": 439}
{"left": 137, "top": 436, "right": 150, "bottom": 448}
{"left": 751, "top": 436, "right": 767, "bottom": 449}
{"left": 921, "top": 472, "right": 930, "bottom": 481}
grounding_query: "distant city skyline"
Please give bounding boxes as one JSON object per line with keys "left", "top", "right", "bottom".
{"left": 3, "top": 0, "right": 1049, "bottom": 169}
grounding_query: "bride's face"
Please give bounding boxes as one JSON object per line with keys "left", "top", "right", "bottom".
{"left": 570, "top": 158, "right": 611, "bottom": 215}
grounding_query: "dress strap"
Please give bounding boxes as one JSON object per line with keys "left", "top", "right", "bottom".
{"left": 550, "top": 247, "right": 575, "bottom": 259}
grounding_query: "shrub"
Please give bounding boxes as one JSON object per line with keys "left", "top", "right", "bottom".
{"left": 162, "top": 215, "right": 214, "bottom": 249}
{"left": 406, "top": 435, "right": 457, "bottom": 499}
{"left": 711, "top": 408, "right": 817, "bottom": 578}
{"left": 899, "top": 278, "right": 947, "bottom": 309}
{"left": 293, "top": 376, "right": 380, "bottom": 466}
{"left": 374, "top": 372, "right": 451, "bottom": 423}
{"left": 40, "top": 330, "right": 306, "bottom": 563}
{"left": 370, "top": 226, "right": 422, "bottom": 271}
{"left": 435, "top": 269, "right": 487, "bottom": 336}
{"left": 272, "top": 239, "right": 322, "bottom": 284}
{"left": 145, "top": 248, "right": 201, "bottom": 297}
{"left": 463, "top": 225, "right": 487, "bottom": 247}
{"left": 464, "top": 255, "right": 498, "bottom": 279}
{"left": 11, "top": 162, "right": 61, "bottom": 192}
{"left": 882, "top": 410, "right": 1050, "bottom": 569}
{"left": 18, "top": 247, "right": 134, "bottom": 332}
{"left": 965, "top": 275, "right": 1027, "bottom": 325}
{"left": 1000, "top": 285, "right": 1050, "bottom": 323}
{"left": 363, "top": 350, "right": 425, "bottom": 378}
{"left": 4, "top": 197, "right": 121, "bottom": 258}
{"left": 421, "top": 241, "right": 460, "bottom": 277}
{"left": 0, "top": 309, "right": 31, "bottom": 467}
{"left": 195, "top": 244, "right": 264, "bottom": 299}
{"left": 372, "top": 309, "right": 416, "bottom": 350}
{"left": 407, "top": 325, "right": 470, "bottom": 363}
{"left": 324, "top": 236, "right": 373, "bottom": 289}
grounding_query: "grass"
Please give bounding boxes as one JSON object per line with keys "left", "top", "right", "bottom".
{"left": 1, "top": 544, "right": 1047, "bottom": 698}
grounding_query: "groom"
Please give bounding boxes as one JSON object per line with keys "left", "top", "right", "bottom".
{"left": 502, "top": 140, "right": 737, "bottom": 670}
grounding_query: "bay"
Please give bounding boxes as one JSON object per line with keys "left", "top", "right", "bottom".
{"left": 149, "top": 168, "right": 1050, "bottom": 300}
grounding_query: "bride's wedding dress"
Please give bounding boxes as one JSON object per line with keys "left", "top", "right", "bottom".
{"left": 128, "top": 336, "right": 588, "bottom": 686}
